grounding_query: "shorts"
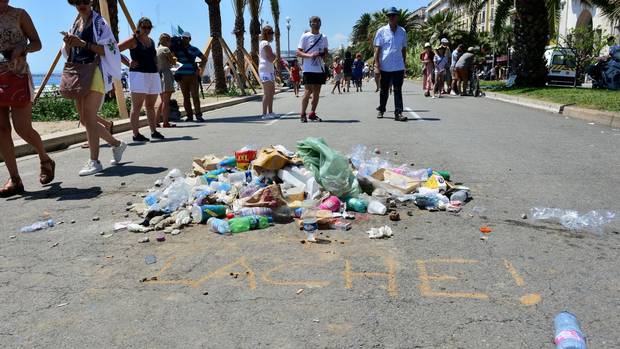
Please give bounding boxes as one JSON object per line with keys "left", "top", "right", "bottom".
{"left": 451, "top": 67, "right": 458, "bottom": 80}
{"left": 303, "top": 72, "right": 326, "bottom": 85}
{"left": 456, "top": 67, "right": 469, "bottom": 81}
{"left": 259, "top": 72, "right": 275, "bottom": 83}
{"left": 160, "top": 70, "right": 175, "bottom": 93}
{"left": 334, "top": 73, "right": 343, "bottom": 82}
{"left": 90, "top": 66, "right": 105, "bottom": 94}
{"left": 130, "top": 71, "right": 162, "bottom": 94}
{"left": 444, "top": 69, "right": 452, "bottom": 82}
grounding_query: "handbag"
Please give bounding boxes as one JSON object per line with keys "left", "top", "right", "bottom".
{"left": 59, "top": 20, "right": 99, "bottom": 99}
{"left": 0, "top": 66, "right": 30, "bottom": 107}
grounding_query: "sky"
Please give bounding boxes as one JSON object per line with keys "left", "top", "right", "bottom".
{"left": 13, "top": 0, "right": 427, "bottom": 74}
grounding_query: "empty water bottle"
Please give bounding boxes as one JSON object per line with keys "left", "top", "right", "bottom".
{"left": 207, "top": 218, "right": 231, "bottom": 235}
{"left": 236, "top": 207, "right": 273, "bottom": 217}
{"left": 450, "top": 190, "right": 470, "bottom": 203}
{"left": 20, "top": 219, "right": 55, "bottom": 233}
{"left": 554, "top": 311, "right": 587, "bottom": 349}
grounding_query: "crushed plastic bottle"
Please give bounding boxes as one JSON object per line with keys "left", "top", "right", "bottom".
{"left": 20, "top": 219, "right": 55, "bottom": 233}
{"left": 450, "top": 190, "right": 470, "bottom": 204}
{"left": 531, "top": 208, "right": 617, "bottom": 234}
{"left": 207, "top": 218, "right": 231, "bottom": 235}
{"left": 554, "top": 311, "right": 587, "bottom": 349}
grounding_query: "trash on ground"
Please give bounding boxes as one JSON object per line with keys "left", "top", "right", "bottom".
{"left": 531, "top": 207, "right": 617, "bottom": 234}
{"left": 554, "top": 311, "right": 587, "bottom": 349}
{"left": 296, "top": 288, "right": 304, "bottom": 295}
{"left": 56, "top": 303, "right": 68, "bottom": 307}
{"left": 367, "top": 226, "right": 393, "bottom": 239}
{"left": 145, "top": 255, "right": 157, "bottom": 265}
{"left": 124, "top": 139, "right": 471, "bottom": 243}
{"left": 20, "top": 219, "right": 55, "bottom": 233}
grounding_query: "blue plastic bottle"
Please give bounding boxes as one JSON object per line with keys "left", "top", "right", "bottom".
{"left": 554, "top": 311, "right": 587, "bottom": 349}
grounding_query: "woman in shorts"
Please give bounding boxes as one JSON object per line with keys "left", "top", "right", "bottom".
{"left": 119, "top": 17, "right": 164, "bottom": 142}
{"left": 258, "top": 25, "right": 277, "bottom": 119}
{"left": 290, "top": 59, "right": 301, "bottom": 97}
{"left": 156, "top": 33, "right": 176, "bottom": 128}
{"left": 331, "top": 56, "right": 343, "bottom": 94}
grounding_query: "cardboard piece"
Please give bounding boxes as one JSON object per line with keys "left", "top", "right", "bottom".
{"left": 371, "top": 168, "right": 422, "bottom": 194}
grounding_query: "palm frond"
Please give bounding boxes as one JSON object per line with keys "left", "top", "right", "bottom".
{"left": 493, "top": 0, "right": 514, "bottom": 37}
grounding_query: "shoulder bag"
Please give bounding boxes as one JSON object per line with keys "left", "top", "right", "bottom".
{"left": 59, "top": 20, "right": 100, "bottom": 99}
{"left": 0, "top": 63, "right": 30, "bottom": 107}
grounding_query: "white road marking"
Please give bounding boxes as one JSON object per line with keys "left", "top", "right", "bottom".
{"left": 404, "top": 107, "right": 422, "bottom": 120}
{"left": 266, "top": 111, "right": 296, "bottom": 126}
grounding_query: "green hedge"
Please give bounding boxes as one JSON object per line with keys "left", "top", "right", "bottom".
{"left": 32, "top": 94, "right": 131, "bottom": 121}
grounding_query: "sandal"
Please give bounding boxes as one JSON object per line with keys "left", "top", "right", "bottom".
{"left": 308, "top": 112, "right": 322, "bottom": 122}
{"left": 300, "top": 114, "right": 308, "bottom": 123}
{"left": 162, "top": 123, "right": 177, "bottom": 128}
{"left": 108, "top": 121, "right": 114, "bottom": 135}
{"left": 39, "top": 159, "right": 56, "bottom": 185}
{"left": 0, "top": 177, "right": 24, "bottom": 198}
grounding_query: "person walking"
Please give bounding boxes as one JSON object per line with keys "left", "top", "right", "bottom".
{"left": 420, "top": 42, "right": 434, "bottom": 97}
{"left": 119, "top": 17, "right": 164, "bottom": 142}
{"left": 352, "top": 52, "right": 364, "bottom": 92}
{"left": 259, "top": 25, "right": 277, "bottom": 119}
{"left": 156, "top": 33, "right": 176, "bottom": 128}
{"left": 440, "top": 38, "right": 451, "bottom": 94}
{"left": 296, "top": 16, "right": 328, "bottom": 123}
{"left": 62, "top": 0, "right": 126, "bottom": 176}
{"left": 224, "top": 62, "right": 233, "bottom": 88}
{"left": 331, "top": 56, "right": 343, "bottom": 94}
{"left": 432, "top": 46, "right": 448, "bottom": 98}
{"left": 171, "top": 32, "right": 207, "bottom": 122}
{"left": 290, "top": 59, "right": 301, "bottom": 97}
{"left": 450, "top": 44, "right": 464, "bottom": 95}
{"left": 374, "top": 6, "right": 408, "bottom": 121}
{"left": 342, "top": 51, "right": 353, "bottom": 92}
{"left": 0, "top": 0, "right": 55, "bottom": 196}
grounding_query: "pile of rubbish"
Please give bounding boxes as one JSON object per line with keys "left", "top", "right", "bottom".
{"left": 122, "top": 138, "right": 473, "bottom": 242}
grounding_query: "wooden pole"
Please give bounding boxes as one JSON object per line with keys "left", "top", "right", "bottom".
{"left": 218, "top": 37, "right": 253, "bottom": 95}
{"left": 117, "top": 0, "right": 136, "bottom": 32}
{"left": 241, "top": 47, "right": 261, "bottom": 86}
{"left": 34, "top": 50, "right": 62, "bottom": 102}
{"left": 202, "top": 37, "right": 214, "bottom": 60}
{"left": 99, "top": 0, "right": 128, "bottom": 119}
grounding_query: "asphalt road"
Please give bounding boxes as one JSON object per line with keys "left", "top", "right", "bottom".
{"left": 1, "top": 81, "right": 619, "bottom": 348}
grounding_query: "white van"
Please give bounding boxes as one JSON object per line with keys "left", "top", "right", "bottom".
{"left": 544, "top": 47, "right": 577, "bottom": 85}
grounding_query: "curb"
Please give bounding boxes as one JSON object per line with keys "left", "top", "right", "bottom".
{"left": 3, "top": 88, "right": 289, "bottom": 162}
{"left": 484, "top": 91, "right": 619, "bottom": 128}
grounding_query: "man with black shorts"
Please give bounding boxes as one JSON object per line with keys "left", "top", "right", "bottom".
{"left": 297, "top": 16, "right": 328, "bottom": 123}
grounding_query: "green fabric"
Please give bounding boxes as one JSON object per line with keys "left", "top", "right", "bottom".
{"left": 296, "top": 137, "right": 360, "bottom": 198}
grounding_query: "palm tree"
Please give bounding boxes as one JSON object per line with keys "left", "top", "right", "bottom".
{"left": 450, "top": 0, "right": 486, "bottom": 35}
{"left": 248, "top": 0, "right": 262, "bottom": 67}
{"left": 350, "top": 13, "right": 372, "bottom": 56}
{"left": 270, "top": 0, "right": 282, "bottom": 80}
{"left": 512, "top": 0, "right": 550, "bottom": 86}
{"left": 588, "top": 0, "right": 620, "bottom": 21}
{"left": 205, "top": 0, "right": 227, "bottom": 94}
{"left": 232, "top": 0, "right": 247, "bottom": 89}
{"left": 422, "top": 11, "right": 456, "bottom": 44}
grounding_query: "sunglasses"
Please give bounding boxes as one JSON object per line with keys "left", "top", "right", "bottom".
{"left": 141, "top": 26, "right": 153, "bottom": 30}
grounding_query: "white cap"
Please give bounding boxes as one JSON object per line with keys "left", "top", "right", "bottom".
{"left": 440, "top": 38, "right": 449, "bottom": 44}
{"left": 424, "top": 42, "right": 431, "bottom": 48}
{"left": 182, "top": 32, "right": 192, "bottom": 38}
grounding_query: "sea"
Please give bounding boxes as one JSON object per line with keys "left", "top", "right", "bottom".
{"left": 32, "top": 73, "right": 61, "bottom": 89}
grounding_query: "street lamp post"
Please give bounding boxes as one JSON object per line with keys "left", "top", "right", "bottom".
{"left": 286, "top": 17, "right": 291, "bottom": 58}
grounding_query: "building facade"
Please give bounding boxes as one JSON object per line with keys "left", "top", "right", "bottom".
{"left": 426, "top": 0, "right": 502, "bottom": 33}
{"left": 557, "top": 0, "right": 619, "bottom": 44}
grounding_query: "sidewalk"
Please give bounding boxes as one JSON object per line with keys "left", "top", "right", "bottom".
{"left": 3, "top": 88, "right": 288, "bottom": 161}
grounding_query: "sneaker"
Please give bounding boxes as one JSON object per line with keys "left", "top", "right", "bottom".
{"left": 300, "top": 114, "right": 308, "bottom": 123}
{"left": 377, "top": 111, "right": 384, "bottom": 119}
{"left": 308, "top": 112, "right": 322, "bottom": 122}
{"left": 151, "top": 131, "right": 165, "bottom": 140}
{"left": 269, "top": 113, "right": 281, "bottom": 119}
{"left": 133, "top": 133, "right": 149, "bottom": 142}
{"left": 261, "top": 113, "right": 277, "bottom": 120}
{"left": 424, "top": 91, "right": 430, "bottom": 97}
{"left": 450, "top": 91, "right": 458, "bottom": 96}
{"left": 79, "top": 160, "right": 103, "bottom": 176}
{"left": 110, "top": 141, "right": 127, "bottom": 165}
{"left": 394, "top": 112, "right": 408, "bottom": 122}
{"left": 196, "top": 115, "right": 205, "bottom": 122}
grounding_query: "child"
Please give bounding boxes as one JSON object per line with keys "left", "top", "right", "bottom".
{"left": 433, "top": 46, "right": 448, "bottom": 98}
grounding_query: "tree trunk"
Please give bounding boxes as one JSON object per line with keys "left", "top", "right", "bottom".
{"left": 513, "top": 0, "right": 549, "bottom": 87}
{"left": 234, "top": 3, "right": 247, "bottom": 89}
{"left": 93, "top": 0, "right": 119, "bottom": 40}
{"left": 206, "top": 0, "right": 227, "bottom": 94}
{"left": 250, "top": 18, "right": 261, "bottom": 67}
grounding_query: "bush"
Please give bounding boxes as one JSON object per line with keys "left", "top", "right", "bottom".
{"left": 32, "top": 95, "right": 78, "bottom": 121}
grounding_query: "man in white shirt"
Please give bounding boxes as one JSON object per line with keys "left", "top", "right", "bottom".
{"left": 373, "top": 7, "right": 408, "bottom": 121}
{"left": 296, "top": 16, "right": 329, "bottom": 123}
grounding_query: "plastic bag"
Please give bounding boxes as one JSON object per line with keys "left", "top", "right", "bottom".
{"left": 297, "top": 138, "right": 360, "bottom": 198}
{"left": 530, "top": 207, "right": 617, "bottom": 234}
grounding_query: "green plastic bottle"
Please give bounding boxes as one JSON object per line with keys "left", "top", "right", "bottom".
{"left": 228, "top": 216, "right": 269, "bottom": 234}
{"left": 435, "top": 171, "right": 451, "bottom": 181}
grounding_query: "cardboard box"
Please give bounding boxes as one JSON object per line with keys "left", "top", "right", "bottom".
{"left": 371, "top": 168, "right": 422, "bottom": 194}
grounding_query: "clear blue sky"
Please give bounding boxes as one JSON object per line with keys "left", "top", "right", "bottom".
{"left": 13, "top": 0, "right": 427, "bottom": 73}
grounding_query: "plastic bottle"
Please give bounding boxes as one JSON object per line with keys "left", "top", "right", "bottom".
{"left": 367, "top": 200, "right": 387, "bottom": 215}
{"left": 207, "top": 217, "right": 231, "bottom": 235}
{"left": 190, "top": 204, "right": 228, "bottom": 224}
{"left": 435, "top": 170, "right": 451, "bottom": 181}
{"left": 554, "top": 311, "right": 587, "bottom": 349}
{"left": 229, "top": 217, "right": 251, "bottom": 234}
{"left": 218, "top": 156, "right": 237, "bottom": 168}
{"left": 450, "top": 190, "right": 470, "bottom": 203}
{"left": 20, "top": 219, "right": 55, "bottom": 233}
{"left": 236, "top": 207, "right": 273, "bottom": 217}
{"left": 346, "top": 197, "right": 368, "bottom": 213}
{"left": 301, "top": 208, "right": 318, "bottom": 242}
{"left": 228, "top": 171, "right": 252, "bottom": 184}
{"left": 272, "top": 206, "right": 294, "bottom": 223}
